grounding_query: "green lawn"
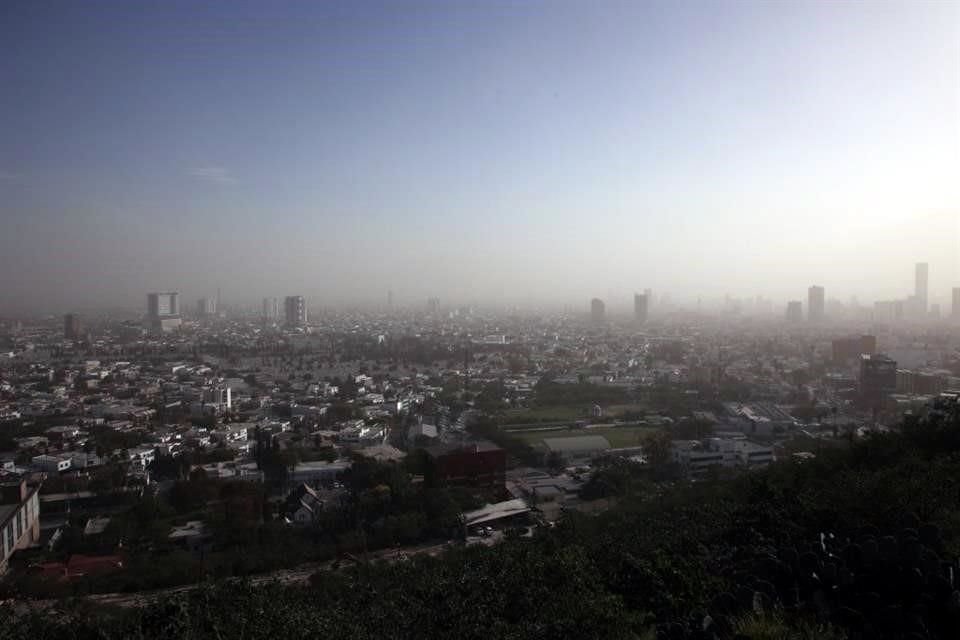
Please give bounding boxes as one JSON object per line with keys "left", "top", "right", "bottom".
{"left": 501, "top": 406, "right": 587, "bottom": 424}
{"left": 506, "top": 425, "right": 659, "bottom": 449}
{"left": 501, "top": 403, "right": 650, "bottom": 426}
{"left": 605, "top": 404, "right": 649, "bottom": 417}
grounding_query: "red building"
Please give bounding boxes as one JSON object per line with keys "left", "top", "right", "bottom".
{"left": 426, "top": 441, "right": 506, "bottom": 491}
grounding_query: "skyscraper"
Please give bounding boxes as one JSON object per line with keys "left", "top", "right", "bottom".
{"left": 785, "top": 301, "right": 803, "bottom": 323}
{"left": 873, "top": 300, "right": 895, "bottom": 323}
{"left": 197, "top": 297, "right": 216, "bottom": 316}
{"left": 590, "top": 298, "right": 605, "bottom": 323}
{"left": 831, "top": 335, "right": 876, "bottom": 363}
{"left": 284, "top": 296, "right": 306, "bottom": 327}
{"left": 952, "top": 287, "right": 960, "bottom": 320}
{"left": 148, "top": 291, "right": 178, "bottom": 317}
{"left": 915, "top": 262, "right": 928, "bottom": 315}
{"left": 633, "top": 292, "right": 649, "bottom": 323}
{"left": 807, "top": 285, "right": 825, "bottom": 322}
{"left": 147, "top": 292, "right": 181, "bottom": 332}
{"left": 63, "top": 314, "right": 81, "bottom": 340}
{"left": 859, "top": 354, "right": 897, "bottom": 408}
{"left": 262, "top": 297, "right": 279, "bottom": 321}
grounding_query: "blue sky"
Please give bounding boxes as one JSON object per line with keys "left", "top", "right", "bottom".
{"left": 1, "top": 1, "right": 957, "bottom": 313}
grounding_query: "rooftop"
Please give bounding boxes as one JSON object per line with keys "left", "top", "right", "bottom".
{"left": 425, "top": 440, "right": 503, "bottom": 457}
{"left": 463, "top": 498, "right": 531, "bottom": 527}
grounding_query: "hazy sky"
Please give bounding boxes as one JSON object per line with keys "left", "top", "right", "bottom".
{"left": 2, "top": 0, "right": 958, "bottom": 314}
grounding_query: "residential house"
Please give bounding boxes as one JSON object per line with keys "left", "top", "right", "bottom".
{"left": 283, "top": 483, "right": 325, "bottom": 524}
{"left": 1, "top": 479, "right": 41, "bottom": 574}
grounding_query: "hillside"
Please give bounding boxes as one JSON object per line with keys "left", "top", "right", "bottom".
{"left": 3, "top": 401, "right": 960, "bottom": 639}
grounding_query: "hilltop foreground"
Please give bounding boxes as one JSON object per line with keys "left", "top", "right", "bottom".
{"left": 4, "top": 402, "right": 960, "bottom": 640}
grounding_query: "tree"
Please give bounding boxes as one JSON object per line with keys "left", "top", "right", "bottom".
{"left": 643, "top": 431, "right": 672, "bottom": 468}
{"left": 0, "top": 433, "right": 16, "bottom": 452}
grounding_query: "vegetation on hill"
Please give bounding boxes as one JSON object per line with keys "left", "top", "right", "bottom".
{"left": 3, "top": 402, "right": 960, "bottom": 639}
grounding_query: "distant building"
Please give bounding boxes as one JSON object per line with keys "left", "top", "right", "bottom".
{"left": 197, "top": 297, "right": 217, "bottom": 316}
{"left": 63, "top": 313, "right": 81, "bottom": 340}
{"left": 426, "top": 297, "right": 440, "bottom": 314}
{"left": 590, "top": 298, "right": 605, "bottom": 324}
{"left": 195, "top": 386, "right": 232, "bottom": 418}
{"left": 633, "top": 293, "right": 649, "bottom": 323}
{"left": 283, "top": 483, "right": 325, "bottom": 524}
{"left": 915, "top": 262, "right": 928, "bottom": 316}
{"left": 1, "top": 479, "right": 41, "bottom": 574}
{"left": 425, "top": 441, "right": 506, "bottom": 490}
{"left": 463, "top": 499, "right": 531, "bottom": 533}
{"left": 831, "top": 335, "right": 876, "bottom": 363}
{"left": 873, "top": 300, "right": 896, "bottom": 323}
{"left": 408, "top": 421, "right": 439, "bottom": 441}
{"left": 147, "top": 291, "right": 181, "bottom": 332}
{"left": 952, "top": 288, "right": 960, "bottom": 320}
{"left": 896, "top": 369, "right": 946, "bottom": 396}
{"left": 785, "top": 300, "right": 803, "bottom": 323}
{"left": 859, "top": 354, "right": 897, "bottom": 407}
{"left": 671, "top": 438, "right": 774, "bottom": 477}
{"left": 262, "top": 297, "right": 279, "bottom": 321}
{"left": 807, "top": 286, "right": 825, "bottom": 322}
{"left": 284, "top": 296, "right": 306, "bottom": 327}
{"left": 289, "top": 460, "right": 350, "bottom": 485}
{"left": 32, "top": 454, "right": 72, "bottom": 473}
{"left": 671, "top": 441, "right": 728, "bottom": 475}
{"left": 148, "top": 291, "right": 178, "bottom": 317}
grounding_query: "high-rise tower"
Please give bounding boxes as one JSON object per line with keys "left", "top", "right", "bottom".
{"left": 915, "top": 262, "right": 928, "bottom": 315}
{"left": 284, "top": 296, "right": 306, "bottom": 327}
{"left": 197, "top": 297, "right": 216, "bottom": 316}
{"left": 262, "top": 297, "right": 279, "bottom": 321}
{"left": 785, "top": 301, "right": 803, "bottom": 323}
{"left": 63, "top": 314, "right": 81, "bottom": 339}
{"left": 147, "top": 292, "right": 181, "bottom": 332}
{"left": 633, "top": 292, "right": 649, "bottom": 323}
{"left": 807, "top": 285, "right": 825, "bottom": 322}
{"left": 590, "top": 298, "right": 605, "bottom": 323}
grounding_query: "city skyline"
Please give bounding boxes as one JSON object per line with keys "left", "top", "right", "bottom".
{"left": 1, "top": 1, "right": 957, "bottom": 313}
{"left": 30, "top": 257, "right": 960, "bottom": 319}
{"left": 3, "top": 2, "right": 960, "bottom": 634}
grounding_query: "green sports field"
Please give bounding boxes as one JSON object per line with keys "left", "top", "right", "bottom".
{"left": 505, "top": 424, "right": 659, "bottom": 449}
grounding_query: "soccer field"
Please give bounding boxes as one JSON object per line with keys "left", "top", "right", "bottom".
{"left": 507, "top": 425, "right": 659, "bottom": 449}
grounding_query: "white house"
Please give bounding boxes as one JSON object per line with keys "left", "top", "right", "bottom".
{"left": 65, "top": 451, "right": 104, "bottom": 469}
{"left": 31, "top": 455, "right": 72, "bottom": 473}
{"left": 128, "top": 446, "right": 156, "bottom": 468}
